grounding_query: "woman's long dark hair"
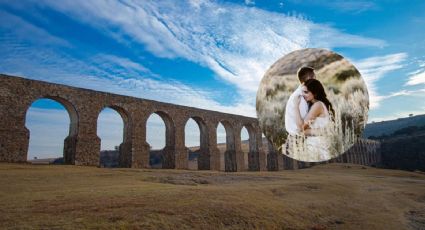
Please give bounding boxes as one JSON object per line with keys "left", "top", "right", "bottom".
{"left": 304, "top": 79, "right": 335, "bottom": 118}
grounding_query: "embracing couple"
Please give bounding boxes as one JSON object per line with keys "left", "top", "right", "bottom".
{"left": 284, "top": 66, "right": 335, "bottom": 162}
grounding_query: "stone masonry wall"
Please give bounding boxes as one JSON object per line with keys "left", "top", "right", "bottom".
{"left": 0, "top": 74, "right": 381, "bottom": 171}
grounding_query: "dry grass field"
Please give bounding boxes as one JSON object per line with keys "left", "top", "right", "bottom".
{"left": 1, "top": 163, "right": 424, "bottom": 229}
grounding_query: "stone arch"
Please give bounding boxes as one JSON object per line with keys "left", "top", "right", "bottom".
{"left": 25, "top": 95, "right": 79, "bottom": 164}
{"left": 0, "top": 75, "right": 268, "bottom": 169}
{"left": 185, "top": 116, "right": 209, "bottom": 170}
{"left": 146, "top": 110, "right": 175, "bottom": 169}
{"left": 266, "top": 138, "right": 279, "bottom": 171}
{"left": 217, "top": 120, "right": 236, "bottom": 172}
{"left": 96, "top": 104, "right": 131, "bottom": 167}
{"left": 241, "top": 123, "right": 260, "bottom": 171}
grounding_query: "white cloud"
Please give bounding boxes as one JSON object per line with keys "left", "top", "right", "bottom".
{"left": 97, "top": 54, "right": 149, "bottom": 73}
{"left": 1, "top": 0, "right": 393, "bottom": 157}
{"left": 354, "top": 53, "right": 408, "bottom": 109}
{"left": 405, "top": 71, "right": 425, "bottom": 86}
{"left": 291, "top": 0, "right": 378, "bottom": 13}
{"left": 309, "top": 24, "right": 386, "bottom": 49}
{"left": 34, "top": 0, "right": 386, "bottom": 94}
{"left": 0, "top": 9, "right": 71, "bottom": 48}
{"left": 245, "top": 0, "right": 255, "bottom": 6}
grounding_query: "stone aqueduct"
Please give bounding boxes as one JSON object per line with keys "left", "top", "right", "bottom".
{"left": 0, "top": 75, "right": 381, "bottom": 171}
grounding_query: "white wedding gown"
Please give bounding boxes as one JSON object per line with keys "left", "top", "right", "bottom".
{"left": 284, "top": 101, "right": 333, "bottom": 162}
{"left": 305, "top": 102, "right": 332, "bottom": 162}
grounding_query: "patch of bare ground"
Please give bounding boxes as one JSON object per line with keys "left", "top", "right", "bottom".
{"left": 0, "top": 163, "right": 424, "bottom": 229}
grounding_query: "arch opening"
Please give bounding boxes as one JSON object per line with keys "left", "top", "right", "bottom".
{"left": 146, "top": 111, "right": 175, "bottom": 169}
{"left": 217, "top": 121, "right": 236, "bottom": 172}
{"left": 185, "top": 117, "right": 208, "bottom": 170}
{"left": 25, "top": 97, "right": 78, "bottom": 164}
{"left": 97, "top": 106, "right": 128, "bottom": 168}
{"left": 242, "top": 124, "right": 260, "bottom": 171}
{"left": 241, "top": 126, "right": 250, "bottom": 170}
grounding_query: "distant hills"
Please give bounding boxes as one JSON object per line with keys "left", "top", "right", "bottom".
{"left": 363, "top": 114, "right": 425, "bottom": 138}
{"left": 363, "top": 115, "right": 425, "bottom": 172}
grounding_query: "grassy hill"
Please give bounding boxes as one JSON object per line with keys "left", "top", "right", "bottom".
{"left": 363, "top": 114, "right": 425, "bottom": 138}
{"left": 1, "top": 163, "right": 424, "bottom": 229}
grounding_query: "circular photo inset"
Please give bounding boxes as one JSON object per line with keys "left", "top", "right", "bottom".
{"left": 256, "top": 48, "right": 369, "bottom": 162}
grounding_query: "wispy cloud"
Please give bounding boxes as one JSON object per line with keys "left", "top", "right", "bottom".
{"left": 354, "top": 53, "right": 408, "bottom": 109}
{"left": 244, "top": 0, "right": 256, "bottom": 6}
{"left": 289, "top": 0, "right": 378, "bottom": 13}
{"left": 1, "top": 2, "right": 257, "bottom": 117}
{"left": 1, "top": 0, "right": 396, "bottom": 155}
{"left": 34, "top": 0, "right": 386, "bottom": 94}
{"left": 405, "top": 70, "right": 425, "bottom": 86}
{"left": 0, "top": 9, "right": 71, "bottom": 48}
{"left": 309, "top": 24, "right": 386, "bottom": 48}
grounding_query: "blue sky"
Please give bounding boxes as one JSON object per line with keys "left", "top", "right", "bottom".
{"left": 1, "top": 0, "right": 425, "bottom": 158}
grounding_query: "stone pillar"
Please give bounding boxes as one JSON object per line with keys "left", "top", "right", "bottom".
{"left": 132, "top": 142, "right": 150, "bottom": 168}
{"left": 198, "top": 148, "right": 210, "bottom": 170}
{"left": 209, "top": 147, "right": 221, "bottom": 171}
{"left": 130, "top": 113, "right": 150, "bottom": 168}
{"left": 358, "top": 144, "right": 362, "bottom": 165}
{"left": 118, "top": 141, "right": 132, "bottom": 168}
{"left": 345, "top": 149, "right": 350, "bottom": 163}
{"left": 0, "top": 127, "right": 29, "bottom": 162}
{"left": 364, "top": 142, "right": 368, "bottom": 165}
{"left": 225, "top": 149, "right": 237, "bottom": 172}
{"left": 0, "top": 92, "right": 31, "bottom": 162}
{"left": 373, "top": 143, "right": 378, "bottom": 165}
{"left": 248, "top": 150, "right": 260, "bottom": 171}
{"left": 373, "top": 142, "right": 377, "bottom": 165}
{"left": 292, "top": 158, "right": 299, "bottom": 170}
{"left": 366, "top": 147, "right": 370, "bottom": 165}
{"left": 193, "top": 118, "right": 210, "bottom": 170}
{"left": 353, "top": 143, "right": 359, "bottom": 164}
{"left": 266, "top": 139, "right": 279, "bottom": 171}
{"left": 173, "top": 119, "right": 188, "bottom": 170}
{"left": 234, "top": 125, "right": 246, "bottom": 172}
{"left": 341, "top": 153, "right": 346, "bottom": 163}
{"left": 256, "top": 128, "right": 267, "bottom": 171}
{"left": 282, "top": 154, "right": 289, "bottom": 170}
{"left": 73, "top": 114, "right": 101, "bottom": 166}
{"left": 223, "top": 122, "right": 237, "bottom": 172}
{"left": 349, "top": 150, "right": 355, "bottom": 164}
{"left": 174, "top": 147, "right": 189, "bottom": 169}
{"left": 361, "top": 143, "right": 366, "bottom": 165}
{"left": 206, "top": 122, "right": 221, "bottom": 171}
{"left": 63, "top": 135, "right": 77, "bottom": 164}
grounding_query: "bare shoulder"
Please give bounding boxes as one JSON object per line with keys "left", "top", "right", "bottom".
{"left": 311, "top": 102, "right": 324, "bottom": 111}
{"left": 308, "top": 102, "right": 323, "bottom": 117}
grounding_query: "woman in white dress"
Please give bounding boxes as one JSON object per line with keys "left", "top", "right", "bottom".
{"left": 294, "top": 79, "right": 335, "bottom": 162}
